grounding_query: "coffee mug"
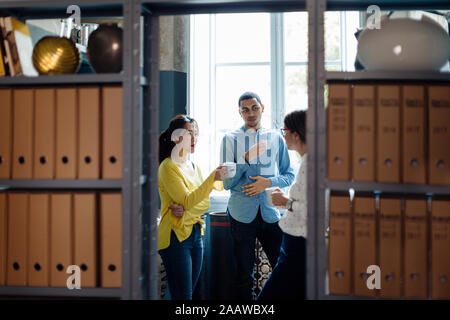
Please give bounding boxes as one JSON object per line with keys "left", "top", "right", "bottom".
{"left": 265, "top": 187, "right": 278, "bottom": 206}
{"left": 222, "top": 162, "right": 236, "bottom": 178}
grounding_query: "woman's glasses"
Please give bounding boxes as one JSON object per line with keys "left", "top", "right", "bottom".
{"left": 280, "top": 128, "right": 289, "bottom": 136}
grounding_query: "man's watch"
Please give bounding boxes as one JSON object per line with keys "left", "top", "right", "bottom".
{"left": 286, "top": 198, "right": 294, "bottom": 211}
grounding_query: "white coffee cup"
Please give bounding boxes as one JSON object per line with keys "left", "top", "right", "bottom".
{"left": 265, "top": 187, "right": 278, "bottom": 206}
{"left": 222, "top": 162, "right": 236, "bottom": 178}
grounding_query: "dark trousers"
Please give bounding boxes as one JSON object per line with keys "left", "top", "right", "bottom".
{"left": 257, "top": 232, "right": 307, "bottom": 300}
{"left": 229, "top": 209, "right": 283, "bottom": 300}
{"left": 159, "top": 223, "right": 203, "bottom": 300}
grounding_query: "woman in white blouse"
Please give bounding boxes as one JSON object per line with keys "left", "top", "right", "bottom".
{"left": 258, "top": 110, "right": 307, "bottom": 300}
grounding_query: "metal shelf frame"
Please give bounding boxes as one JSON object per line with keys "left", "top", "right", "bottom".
{"left": 0, "top": 179, "right": 123, "bottom": 190}
{"left": 0, "top": 287, "right": 122, "bottom": 298}
{"left": 314, "top": 0, "right": 450, "bottom": 301}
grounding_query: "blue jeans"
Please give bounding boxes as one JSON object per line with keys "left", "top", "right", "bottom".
{"left": 229, "top": 209, "right": 283, "bottom": 300}
{"left": 257, "top": 232, "right": 306, "bottom": 300}
{"left": 159, "top": 223, "right": 203, "bottom": 300}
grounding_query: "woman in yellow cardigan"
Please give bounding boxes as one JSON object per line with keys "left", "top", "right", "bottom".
{"left": 158, "top": 114, "right": 227, "bottom": 300}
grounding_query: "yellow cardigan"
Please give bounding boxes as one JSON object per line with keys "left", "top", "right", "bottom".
{"left": 158, "top": 157, "right": 218, "bottom": 251}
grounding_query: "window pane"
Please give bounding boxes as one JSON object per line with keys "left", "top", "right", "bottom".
{"left": 324, "top": 12, "right": 341, "bottom": 62}
{"left": 284, "top": 12, "right": 308, "bottom": 63}
{"left": 285, "top": 65, "right": 308, "bottom": 114}
{"left": 215, "top": 13, "right": 270, "bottom": 63}
{"left": 215, "top": 65, "right": 271, "bottom": 131}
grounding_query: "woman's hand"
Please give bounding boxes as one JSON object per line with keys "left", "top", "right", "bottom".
{"left": 214, "top": 165, "right": 228, "bottom": 181}
{"left": 272, "top": 190, "right": 289, "bottom": 207}
{"left": 169, "top": 204, "right": 184, "bottom": 217}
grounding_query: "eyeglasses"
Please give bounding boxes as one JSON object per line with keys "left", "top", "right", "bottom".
{"left": 280, "top": 128, "right": 289, "bottom": 136}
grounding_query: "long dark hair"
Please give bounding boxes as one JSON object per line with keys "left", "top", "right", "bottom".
{"left": 159, "top": 114, "right": 197, "bottom": 163}
{"left": 284, "top": 110, "right": 306, "bottom": 144}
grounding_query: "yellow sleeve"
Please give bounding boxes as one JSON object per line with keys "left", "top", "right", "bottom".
{"left": 159, "top": 161, "right": 216, "bottom": 211}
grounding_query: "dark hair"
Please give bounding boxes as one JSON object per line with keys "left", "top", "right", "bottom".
{"left": 238, "top": 91, "right": 262, "bottom": 107}
{"left": 284, "top": 110, "right": 306, "bottom": 144}
{"left": 159, "top": 114, "right": 196, "bottom": 163}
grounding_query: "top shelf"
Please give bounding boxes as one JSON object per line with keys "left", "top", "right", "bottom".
{"left": 0, "top": 74, "right": 149, "bottom": 86}
{"left": 327, "top": 71, "right": 450, "bottom": 82}
{"left": 326, "top": 0, "right": 450, "bottom": 10}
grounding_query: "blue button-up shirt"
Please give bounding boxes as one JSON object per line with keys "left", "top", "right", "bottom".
{"left": 220, "top": 126, "right": 295, "bottom": 223}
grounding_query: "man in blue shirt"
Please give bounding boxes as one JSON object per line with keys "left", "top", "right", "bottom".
{"left": 220, "top": 91, "right": 295, "bottom": 300}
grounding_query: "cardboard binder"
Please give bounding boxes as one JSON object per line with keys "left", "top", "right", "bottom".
{"left": 353, "top": 196, "right": 377, "bottom": 297}
{"left": 74, "top": 193, "right": 97, "bottom": 287}
{"left": 50, "top": 193, "right": 72, "bottom": 287}
{"left": 328, "top": 195, "right": 352, "bottom": 295}
{"left": 102, "top": 86, "right": 123, "bottom": 179}
{"left": 327, "top": 84, "right": 351, "bottom": 181}
{"left": 428, "top": 86, "right": 450, "bottom": 185}
{"left": 352, "top": 85, "right": 375, "bottom": 181}
{"left": 34, "top": 88, "right": 55, "bottom": 179}
{"left": 404, "top": 199, "right": 427, "bottom": 299}
{"left": 0, "top": 193, "right": 6, "bottom": 285}
{"left": 0, "top": 89, "right": 12, "bottom": 179}
{"left": 401, "top": 85, "right": 426, "bottom": 184}
{"left": 100, "top": 192, "right": 122, "bottom": 287}
{"left": 6, "top": 193, "right": 28, "bottom": 286}
{"left": 379, "top": 198, "right": 402, "bottom": 298}
{"left": 28, "top": 193, "right": 50, "bottom": 287}
{"left": 431, "top": 200, "right": 450, "bottom": 299}
{"left": 55, "top": 88, "right": 77, "bottom": 179}
{"left": 376, "top": 85, "right": 400, "bottom": 183}
{"left": 78, "top": 87, "right": 100, "bottom": 179}
{"left": 12, "top": 89, "right": 34, "bottom": 179}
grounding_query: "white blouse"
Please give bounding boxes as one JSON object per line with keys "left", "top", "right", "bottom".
{"left": 278, "top": 154, "right": 307, "bottom": 238}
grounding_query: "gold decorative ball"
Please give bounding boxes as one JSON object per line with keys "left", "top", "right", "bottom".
{"left": 32, "top": 36, "right": 81, "bottom": 75}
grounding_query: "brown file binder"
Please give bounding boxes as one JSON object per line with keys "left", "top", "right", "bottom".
{"left": 353, "top": 196, "right": 377, "bottom": 297}
{"left": 379, "top": 198, "right": 402, "bottom": 298}
{"left": 352, "top": 85, "right": 375, "bottom": 181}
{"left": 102, "top": 86, "right": 123, "bottom": 179}
{"left": 74, "top": 193, "right": 97, "bottom": 287}
{"left": 28, "top": 193, "right": 50, "bottom": 287}
{"left": 328, "top": 195, "right": 352, "bottom": 295}
{"left": 404, "top": 199, "right": 427, "bottom": 299}
{"left": 428, "top": 86, "right": 450, "bottom": 185}
{"left": 34, "top": 88, "right": 55, "bottom": 179}
{"left": 12, "top": 89, "right": 34, "bottom": 179}
{"left": 55, "top": 88, "right": 77, "bottom": 179}
{"left": 431, "top": 200, "right": 450, "bottom": 299}
{"left": 327, "top": 84, "right": 351, "bottom": 181}
{"left": 6, "top": 193, "right": 28, "bottom": 286}
{"left": 78, "top": 87, "right": 100, "bottom": 179}
{"left": 50, "top": 193, "right": 72, "bottom": 287}
{"left": 376, "top": 86, "right": 400, "bottom": 183}
{"left": 0, "top": 193, "right": 6, "bottom": 285}
{"left": 0, "top": 89, "right": 12, "bottom": 179}
{"left": 401, "top": 85, "right": 426, "bottom": 184}
{"left": 100, "top": 192, "right": 122, "bottom": 287}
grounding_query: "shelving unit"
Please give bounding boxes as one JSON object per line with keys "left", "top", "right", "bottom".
{"left": 311, "top": 0, "right": 450, "bottom": 300}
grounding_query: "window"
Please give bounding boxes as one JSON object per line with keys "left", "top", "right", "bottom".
{"left": 189, "top": 12, "right": 360, "bottom": 176}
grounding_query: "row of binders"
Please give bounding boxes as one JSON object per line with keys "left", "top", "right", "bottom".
{"left": 328, "top": 195, "right": 450, "bottom": 299}
{"left": 0, "top": 192, "right": 122, "bottom": 288}
{"left": 327, "top": 84, "right": 450, "bottom": 185}
{"left": 0, "top": 86, "right": 123, "bottom": 180}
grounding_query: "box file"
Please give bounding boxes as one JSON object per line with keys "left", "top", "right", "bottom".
{"left": 102, "top": 86, "right": 123, "bottom": 179}
{"left": 6, "top": 193, "right": 28, "bottom": 286}
{"left": 376, "top": 86, "right": 400, "bottom": 183}
{"left": 378, "top": 197, "right": 402, "bottom": 298}
{"left": 100, "top": 192, "right": 122, "bottom": 287}
{"left": 34, "top": 88, "right": 55, "bottom": 179}
{"left": 78, "top": 87, "right": 100, "bottom": 179}
{"left": 55, "top": 88, "right": 77, "bottom": 179}
{"left": 12, "top": 89, "right": 34, "bottom": 179}
{"left": 352, "top": 85, "right": 375, "bottom": 181}
{"left": 401, "top": 85, "right": 426, "bottom": 184}
{"left": 327, "top": 84, "right": 351, "bottom": 181}
{"left": 0, "top": 89, "right": 12, "bottom": 179}
{"left": 28, "top": 193, "right": 50, "bottom": 287}
{"left": 328, "top": 195, "right": 352, "bottom": 295}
